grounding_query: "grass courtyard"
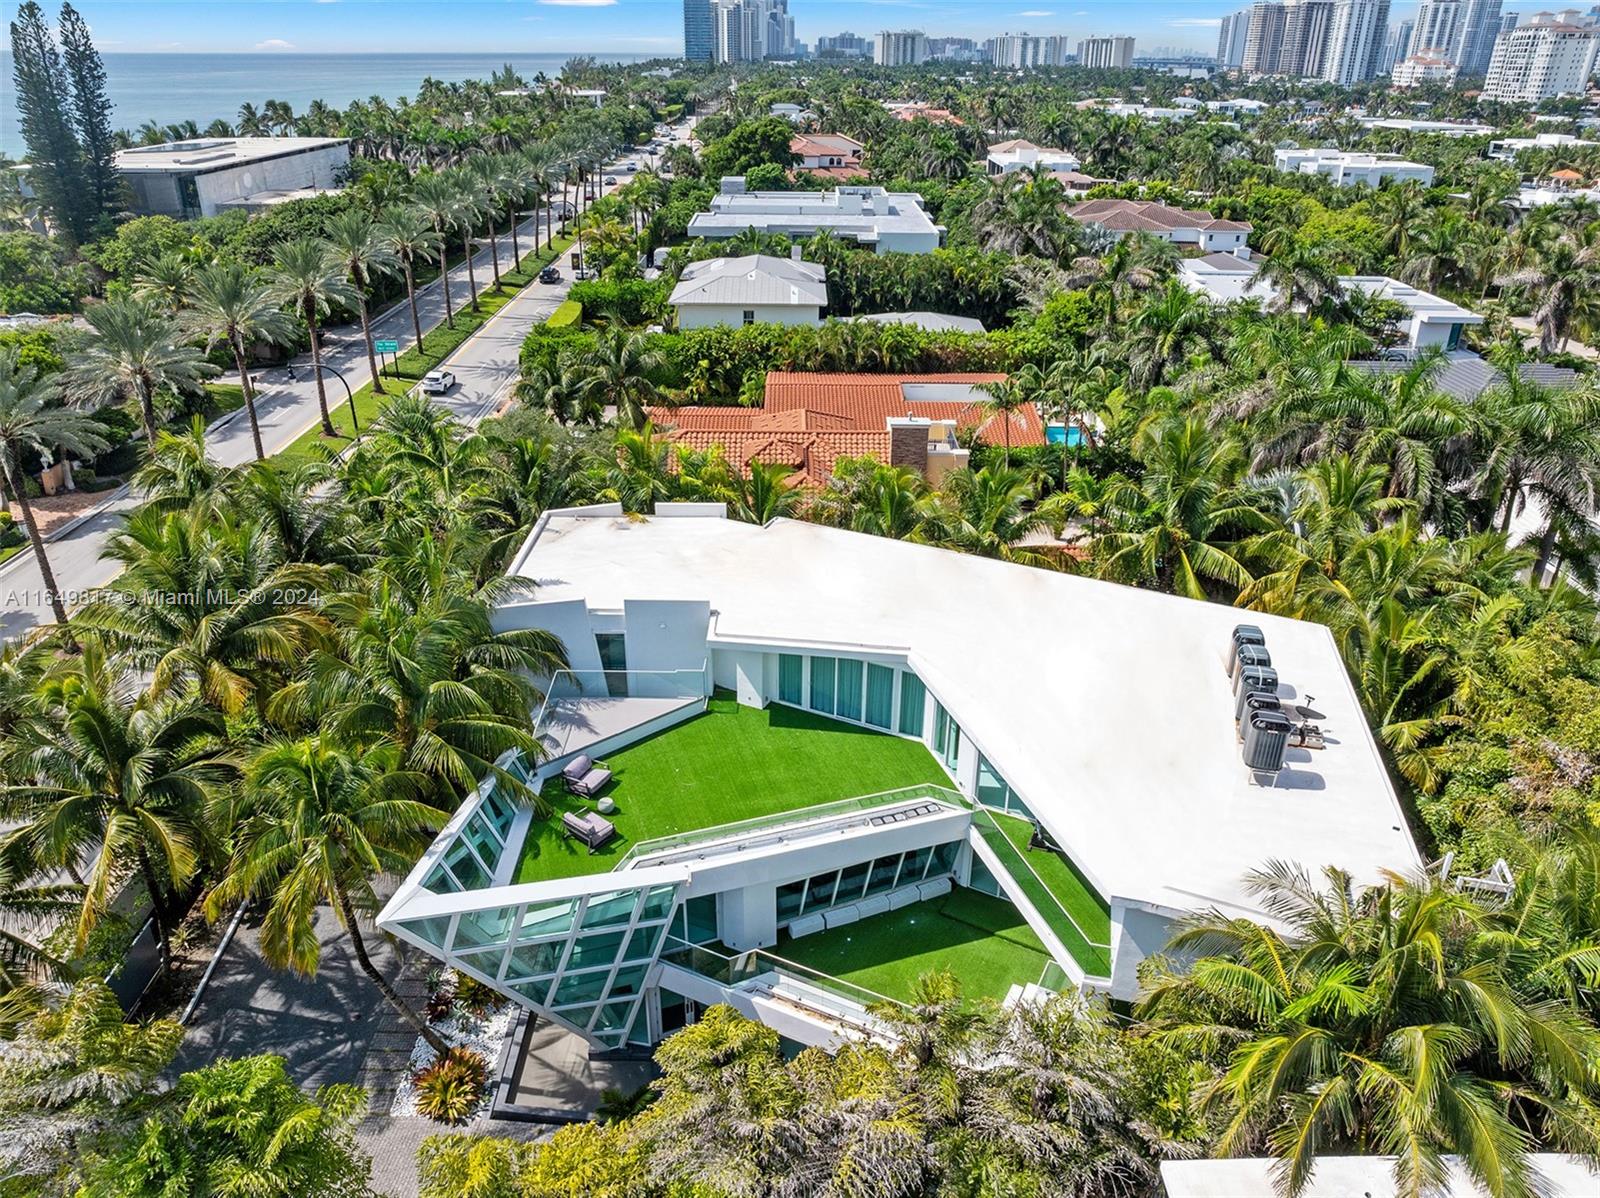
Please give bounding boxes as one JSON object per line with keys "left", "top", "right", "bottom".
{"left": 514, "top": 694, "right": 953, "bottom": 884}
{"left": 777, "top": 888, "right": 1053, "bottom": 1004}
{"left": 980, "top": 812, "right": 1113, "bottom": 978}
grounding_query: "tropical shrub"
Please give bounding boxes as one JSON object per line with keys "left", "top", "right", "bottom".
{"left": 413, "top": 1047, "right": 487, "bottom": 1124}
{"left": 546, "top": 300, "right": 583, "bottom": 330}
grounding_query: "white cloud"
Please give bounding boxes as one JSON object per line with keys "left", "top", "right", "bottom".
{"left": 255, "top": 38, "right": 296, "bottom": 49}
{"left": 1018, "top": 9, "right": 1054, "bottom": 15}
{"left": 1169, "top": 17, "right": 1222, "bottom": 26}
{"left": 536, "top": 0, "right": 618, "bottom": 6}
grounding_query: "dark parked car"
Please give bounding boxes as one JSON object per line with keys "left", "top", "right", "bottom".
{"left": 538, "top": 266, "right": 562, "bottom": 284}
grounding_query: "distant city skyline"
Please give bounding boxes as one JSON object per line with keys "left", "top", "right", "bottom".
{"left": 55, "top": 0, "right": 1442, "bottom": 58}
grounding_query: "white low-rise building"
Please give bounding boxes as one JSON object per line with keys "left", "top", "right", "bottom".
{"left": 1273, "top": 147, "right": 1436, "bottom": 188}
{"left": 1204, "top": 97, "right": 1271, "bottom": 115}
{"left": 1071, "top": 199, "right": 1253, "bottom": 253}
{"left": 113, "top": 136, "right": 349, "bottom": 219}
{"left": 669, "top": 254, "right": 828, "bottom": 328}
{"left": 1357, "top": 117, "right": 1489, "bottom": 135}
{"left": 688, "top": 178, "right": 945, "bottom": 254}
{"left": 1489, "top": 131, "right": 1600, "bottom": 159}
{"left": 985, "top": 139, "right": 1081, "bottom": 174}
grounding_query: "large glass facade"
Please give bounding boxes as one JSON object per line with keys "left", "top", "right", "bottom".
{"left": 422, "top": 784, "right": 520, "bottom": 894}
{"left": 976, "top": 754, "right": 1035, "bottom": 821}
{"left": 402, "top": 881, "right": 681, "bottom": 1050}
{"left": 933, "top": 702, "right": 961, "bottom": 773}
{"left": 897, "top": 671, "right": 926, "bottom": 736}
{"left": 778, "top": 654, "right": 803, "bottom": 705}
{"left": 865, "top": 664, "right": 894, "bottom": 729}
{"left": 775, "top": 840, "right": 962, "bottom": 925}
{"left": 809, "top": 656, "right": 836, "bottom": 714}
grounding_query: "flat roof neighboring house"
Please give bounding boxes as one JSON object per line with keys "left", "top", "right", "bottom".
{"left": 1489, "top": 131, "right": 1600, "bottom": 158}
{"left": 114, "top": 136, "right": 349, "bottom": 219}
{"left": 1357, "top": 116, "right": 1489, "bottom": 135}
{"left": 1070, "top": 198, "right": 1253, "bottom": 253}
{"left": 688, "top": 178, "right": 945, "bottom": 254}
{"left": 376, "top": 503, "right": 1421, "bottom": 1053}
{"left": 669, "top": 254, "right": 828, "bottom": 329}
{"left": 851, "top": 311, "right": 986, "bottom": 333}
{"left": 1272, "top": 147, "right": 1436, "bottom": 188}
{"left": 791, "top": 133, "right": 868, "bottom": 181}
{"left": 986, "top": 139, "right": 1081, "bottom": 175}
{"left": 1161, "top": 1155, "right": 1600, "bottom": 1198}
{"left": 1204, "top": 97, "right": 1270, "bottom": 114}
{"left": 771, "top": 102, "right": 817, "bottom": 123}
{"left": 650, "top": 370, "right": 1028, "bottom": 485}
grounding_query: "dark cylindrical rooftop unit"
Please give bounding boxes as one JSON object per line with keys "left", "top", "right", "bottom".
{"left": 1243, "top": 710, "right": 1291, "bottom": 773}
{"left": 1232, "top": 663, "right": 1279, "bottom": 699}
{"left": 1230, "top": 643, "right": 1272, "bottom": 680}
{"left": 1228, "top": 624, "right": 1266, "bottom": 673}
{"left": 1236, "top": 687, "right": 1281, "bottom": 726}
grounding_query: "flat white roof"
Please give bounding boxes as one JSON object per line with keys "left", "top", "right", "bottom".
{"left": 668, "top": 254, "right": 828, "bottom": 307}
{"left": 688, "top": 184, "right": 942, "bottom": 244}
{"left": 1161, "top": 1156, "right": 1599, "bottom": 1198}
{"left": 113, "top": 136, "right": 347, "bottom": 173}
{"left": 510, "top": 510, "right": 1422, "bottom": 921}
{"left": 1344, "top": 276, "right": 1483, "bottom": 325}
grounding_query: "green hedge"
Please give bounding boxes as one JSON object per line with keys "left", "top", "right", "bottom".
{"left": 547, "top": 300, "right": 583, "bottom": 329}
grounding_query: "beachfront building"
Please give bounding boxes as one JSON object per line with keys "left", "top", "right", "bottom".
{"left": 668, "top": 255, "right": 828, "bottom": 329}
{"left": 1482, "top": 15, "right": 1600, "bottom": 102}
{"left": 688, "top": 178, "right": 944, "bottom": 254}
{"left": 985, "top": 139, "right": 1082, "bottom": 174}
{"left": 113, "top": 136, "right": 349, "bottom": 219}
{"left": 1070, "top": 198, "right": 1253, "bottom": 253}
{"left": 1272, "top": 146, "right": 1436, "bottom": 187}
{"left": 375, "top": 503, "right": 1422, "bottom": 1054}
{"left": 1389, "top": 54, "right": 1464, "bottom": 86}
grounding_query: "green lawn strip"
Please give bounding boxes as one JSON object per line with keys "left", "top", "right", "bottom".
{"left": 982, "top": 811, "right": 1113, "bottom": 976}
{"left": 0, "top": 544, "right": 22, "bottom": 566}
{"left": 278, "top": 237, "right": 575, "bottom": 463}
{"left": 515, "top": 693, "right": 951, "bottom": 884}
{"left": 776, "top": 888, "right": 1052, "bottom": 1005}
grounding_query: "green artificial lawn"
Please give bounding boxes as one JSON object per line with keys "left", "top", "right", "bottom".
{"left": 776, "top": 888, "right": 1052, "bottom": 1005}
{"left": 514, "top": 694, "right": 952, "bottom": 884}
{"left": 984, "top": 811, "right": 1113, "bottom": 977}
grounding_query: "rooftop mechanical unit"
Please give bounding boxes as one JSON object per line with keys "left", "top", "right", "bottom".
{"left": 1233, "top": 665, "right": 1279, "bottom": 713}
{"left": 1236, "top": 689, "right": 1282, "bottom": 733}
{"left": 1230, "top": 642, "right": 1272, "bottom": 682}
{"left": 1243, "top": 709, "right": 1291, "bottom": 773}
{"left": 1228, "top": 624, "right": 1266, "bottom": 674}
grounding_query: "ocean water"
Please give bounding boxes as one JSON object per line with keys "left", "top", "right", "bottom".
{"left": 0, "top": 52, "right": 650, "bottom": 156}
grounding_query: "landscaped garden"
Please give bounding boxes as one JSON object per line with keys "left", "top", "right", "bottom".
{"left": 513, "top": 694, "right": 954, "bottom": 884}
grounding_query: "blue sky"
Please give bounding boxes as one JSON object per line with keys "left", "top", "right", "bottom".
{"left": 67, "top": 0, "right": 1296, "bottom": 56}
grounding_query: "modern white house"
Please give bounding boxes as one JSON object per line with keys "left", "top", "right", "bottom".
{"left": 1070, "top": 199, "right": 1253, "bottom": 253}
{"left": 376, "top": 506, "right": 1421, "bottom": 1055}
{"left": 1272, "top": 147, "right": 1436, "bottom": 188}
{"left": 668, "top": 254, "right": 828, "bottom": 328}
{"left": 1176, "top": 251, "right": 1264, "bottom": 304}
{"left": 1488, "top": 131, "right": 1600, "bottom": 159}
{"left": 687, "top": 178, "right": 945, "bottom": 254}
{"left": 985, "top": 139, "right": 1082, "bottom": 175}
{"left": 113, "top": 136, "right": 349, "bottom": 219}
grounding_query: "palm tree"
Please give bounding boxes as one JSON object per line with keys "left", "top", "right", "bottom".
{"left": 130, "top": 416, "right": 231, "bottom": 515}
{"left": 465, "top": 155, "right": 505, "bottom": 287}
{"left": 577, "top": 328, "right": 667, "bottom": 431}
{"left": 321, "top": 209, "right": 397, "bottom": 396}
{"left": 1496, "top": 228, "right": 1600, "bottom": 353}
{"left": 66, "top": 297, "right": 217, "bottom": 451}
{"left": 268, "top": 237, "right": 356, "bottom": 438}
{"left": 1128, "top": 280, "right": 1217, "bottom": 390}
{"left": 130, "top": 251, "right": 194, "bottom": 314}
{"left": 1248, "top": 240, "right": 1342, "bottom": 316}
{"left": 452, "top": 175, "right": 488, "bottom": 311}
{"left": 0, "top": 351, "right": 109, "bottom": 628}
{"left": 410, "top": 173, "right": 461, "bottom": 328}
{"left": 0, "top": 839, "right": 80, "bottom": 991}
{"left": 4, "top": 640, "right": 232, "bottom": 955}
{"left": 977, "top": 366, "right": 1040, "bottom": 468}
{"left": 207, "top": 736, "right": 450, "bottom": 1054}
{"left": 1140, "top": 863, "right": 1600, "bottom": 1198}
{"left": 376, "top": 206, "right": 443, "bottom": 352}
{"left": 920, "top": 466, "right": 1056, "bottom": 565}
{"left": 972, "top": 167, "right": 1072, "bottom": 259}
{"left": 735, "top": 461, "right": 800, "bottom": 524}
{"left": 182, "top": 261, "right": 296, "bottom": 460}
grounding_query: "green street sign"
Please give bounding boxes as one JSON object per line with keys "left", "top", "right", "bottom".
{"left": 374, "top": 339, "right": 400, "bottom": 353}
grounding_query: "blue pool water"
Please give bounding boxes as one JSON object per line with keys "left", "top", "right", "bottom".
{"left": 1046, "top": 425, "right": 1086, "bottom": 447}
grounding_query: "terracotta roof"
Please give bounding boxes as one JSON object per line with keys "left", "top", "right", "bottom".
{"left": 791, "top": 133, "right": 863, "bottom": 158}
{"left": 668, "top": 427, "right": 891, "bottom": 487}
{"left": 1070, "top": 198, "right": 1253, "bottom": 235}
{"left": 1549, "top": 168, "right": 1586, "bottom": 180}
{"left": 988, "top": 138, "right": 1040, "bottom": 152}
{"left": 794, "top": 164, "right": 871, "bottom": 181}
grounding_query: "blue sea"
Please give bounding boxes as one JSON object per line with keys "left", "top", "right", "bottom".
{"left": 0, "top": 52, "right": 651, "bottom": 156}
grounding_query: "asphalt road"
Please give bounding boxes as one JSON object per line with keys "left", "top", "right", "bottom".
{"left": 1, "top": 117, "right": 696, "bottom": 641}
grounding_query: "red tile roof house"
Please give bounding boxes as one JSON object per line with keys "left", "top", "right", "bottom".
{"left": 1069, "top": 198, "right": 1253, "bottom": 254}
{"left": 648, "top": 372, "right": 1046, "bottom": 488}
{"left": 791, "top": 133, "right": 869, "bottom": 181}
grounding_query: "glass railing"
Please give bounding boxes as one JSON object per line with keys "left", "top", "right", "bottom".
{"left": 659, "top": 937, "right": 905, "bottom": 1021}
{"left": 970, "top": 808, "right": 1113, "bottom": 978}
{"left": 615, "top": 783, "right": 967, "bottom": 869}
{"left": 530, "top": 666, "right": 711, "bottom": 760}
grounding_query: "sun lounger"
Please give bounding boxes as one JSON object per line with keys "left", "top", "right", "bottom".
{"left": 561, "top": 810, "right": 616, "bottom": 852}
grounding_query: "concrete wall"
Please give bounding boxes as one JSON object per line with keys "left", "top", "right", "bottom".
{"left": 710, "top": 648, "right": 767, "bottom": 708}
{"left": 192, "top": 142, "right": 350, "bottom": 216}
{"left": 676, "top": 302, "right": 822, "bottom": 329}
{"left": 494, "top": 599, "right": 606, "bottom": 677}
{"left": 1108, "top": 902, "right": 1180, "bottom": 1002}
{"left": 621, "top": 599, "right": 711, "bottom": 696}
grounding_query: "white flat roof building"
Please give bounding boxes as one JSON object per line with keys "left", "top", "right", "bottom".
{"left": 1489, "top": 131, "right": 1600, "bottom": 158}
{"left": 1273, "top": 146, "right": 1436, "bottom": 187}
{"left": 113, "top": 136, "right": 349, "bottom": 219}
{"left": 985, "top": 139, "right": 1081, "bottom": 175}
{"left": 1358, "top": 116, "right": 1487, "bottom": 135}
{"left": 668, "top": 254, "right": 828, "bottom": 328}
{"left": 688, "top": 178, "right": 944, "bottom": 254}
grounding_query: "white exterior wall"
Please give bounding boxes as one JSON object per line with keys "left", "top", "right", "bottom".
{"left": 191, "top": 142, "right": 349, "bottom": 216}
{"left": 675, "top": 302, "right": 823, "bottom": 328}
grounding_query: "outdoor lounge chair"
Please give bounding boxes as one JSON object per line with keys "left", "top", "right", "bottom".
{"left": 561, "top": 810, "right": 617, "bottom": 853}
{"left": 570, "top": 766, "right": 612, "bottom": 798}
{"left": 560, "top": 754, "right": 596, "bottom": 787}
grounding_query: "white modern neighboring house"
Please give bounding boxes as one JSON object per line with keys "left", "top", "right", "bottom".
{"left": 668, "top": 254, "right": 828, "bottom": 328}
{"left": 688, "top": 178, "right": 945, "bottom": 254}
{"left": 1273, "top": 147, "right": 1436, "bottom": 187}
{"left": 986, "top": 139, "right": 1082, "bottom": 174}
{"left": 1483, "top": 15, "right": 1600, "bottom": 102}
{"left": 1357, "top": 116, "right": 1491, "bottom": 134}
{"left": 113, "top": 136, "right": 349, "bottom": 219}
{"left": 1204, "top": 97, "right": 1272, "bottom": 114}
{"left": 1179, "top": 255, "right": 1484, "bottom": 352}
{"left": 1389, "top": 55, "right": 1465, "bottom": 86}
{"left": 1488, "top": 131, "right": 1600, "bottom": 158}
{"left": 375, "top": 505, "right": 1422, "bottom": 1054}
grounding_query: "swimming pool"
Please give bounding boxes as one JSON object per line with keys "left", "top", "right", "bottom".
{"left": 1045, "top": 424, "right": 1086, "bottom": 448}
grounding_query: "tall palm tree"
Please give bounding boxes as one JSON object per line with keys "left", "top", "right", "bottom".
{"left": 207, "top": 736, "right": 450, "bottom": 1055}
{"left": 977, "top": 366, "right": 1039, "bottom": 469}
{"left": 321, "top": 209, "right": 397, "bottom": 395}
{"left": 181, "top": 261, "right": 296, "bottom": 460}
{"left": 465, "top": 155, "right": 505, "bottom": 287}
{"left": 3, "top": 640, "right": 232, "bottom": 955}
{"left": 130, "top": 251, "right": 195, "bottom": 314}
{"left": 376, "top": 206, "right": 443, "bottom": 352}
{"left": 920, "top": 466, "right": 1055, "bottom": 565}
{"left": 66, "top": 297, "right": 217, "bottom": 451}
{"left": 410, "top": 173, "right": 461, "bottom": 328}
{"left": 735, "top": 461, "right": 800, "bottom": 525}
{"left": 577, "top": 328, "right": 667, "bottom": 431}
{"left": 0, "top": 351, "right": 109, "bottom": 628}
{"left": 1496, "top": 228, "right": 1600, "bottom": 353}
{"left": 267, "top": 237, "right": 356, "bottom": 438}
{"left": 452, "top": 175, "right": 488, "bottom": 311}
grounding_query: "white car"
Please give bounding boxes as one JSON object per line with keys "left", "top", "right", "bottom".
{"left": 421, "top": 370, "right": 456, "bottom": 395}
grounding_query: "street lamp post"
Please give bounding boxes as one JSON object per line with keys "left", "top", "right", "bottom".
{"left": 309, "top": 362, "right": 359, "bottom": 435}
